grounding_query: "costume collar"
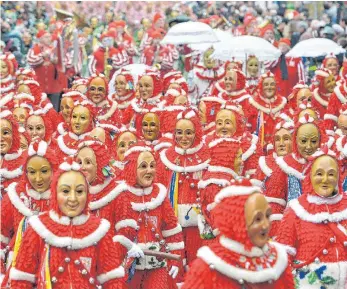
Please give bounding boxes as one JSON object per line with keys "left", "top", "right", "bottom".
{"left": 1, "top": 74, "right": 13, "bottom": 84}
{"left": 208, "top": 137, "right": 240, "bottom": 148}
{"left": 313, "top": 87, "right": 329, "bottom": 107}
{"left": 0, "top": 82, "right": 14, "bottom": 93}
{"left": 1, "top": 149, "right": 22, "bottom": 161}
{"left": 195, "top": 64, "right": 225, "bottom": 81}
{"left": 130, "top": 183, "right": 167, "bottom": 212}
{"left": 221, "top": 89, "right": 250, "bottom": 102}
{"left": 89, "top": 178, "right": 113, "bottom": 195}
{"left": 26, "top": 185, "right": 51, "bottom": 200}
{"left": 93, "top": 99, "right": 109, "bottom": 108}
{"left": 175, "top": 141, "right": 203, "bottom": 155}
{"left": 334, "top": 84, "right": 347, "bottom": 104}
{"left": 128, "top": 185, "right": 153, "bottom": 196}
{"left": 113, "top": 92, "right": 133, "bottom": 102}
{"left": 49, "top": 210, "right": 90, "bottom": 226}
{"left": 275, "top": 155, "right": 306, "bottom": 180}
{"left": 306, "top": 193, "right": 343, "bottom": 205}
{"left": 242, "top": 134, "right": 259, "bottom": 162}
{"left": 249, "top": 95, "right": 287, "bottom": 114}
{"left": 220, "top": 236, "right": 269, "bottom": 257}
{"left": 0, "top": 166, "right": 23, "bottom": 179}
{"left": 97, "top": 100, "right": 118, "bottom": 121}
{"left": 68, "top": 131, "right": 90, "bottom": 141}
{"left": 7, "top": 182, "right": 35, "bottom": 217}
{"left": 0, "top": 92, "right": 14, "bottom": 108}
{"left": 208, "top": 165, "right": 239, "bottom": 179}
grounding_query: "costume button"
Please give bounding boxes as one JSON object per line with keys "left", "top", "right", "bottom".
{"left": 209, "top": 264, "right": 215, "bottom": 270}
{"left": 74, "top": 260, "right": 81, "bottom": 265}
{"left": 323, "top": 220, "right": 328, "bottom": 224}
{"left": 160, "top": 240, "right": 165, "bottom": 245}
{"left": 196, "top": 191, "right": 200, "bottom": 196}
{"left": 323, "top": 249, "right": 328, "bottom": 255}
{"left": 238, "top": 279, "right": 244, "bottom": 284}
{"left": 330, "top": 237, "right": 335, "bottom": 243}
{"left": 138, "top": 218, "right": 142, "bottom": 223}
{"left": 82, "top": 269, "right": 88, "bottom": 275}
{"left": 67, "top": 245, "right": 72, "bottom": 250}
{"left": 155, "top": 233, "right": 160, "bottom": 239}
{"left": 196, "top": 197, "right": 200, "bottom": 202}
{"left": 344, "top": 242, "right": 347, "bottom": 247}
{"left": 65, "top": 257, "right": 70, "bottom": 263}
{"left": 186, "top": 175, "right": 190, "bottom": 179}
{"left": 314, "top": 257, "right": 320, "bottom": 264}
{"left": 151, "top": 228, "right": 155, "bottom": 232}
{"left": 135, "top": 226, "right": 140, "bottom": 231}
{"left": 89, "top": 278, "right": 95, "bottom": 284}
{"left": 58, "top": 266, "right": 64, "bottom": 273}
{"left": 190, "top": 183, "right": 195, "bottom": 188}
{"left": 179, "top": 180, "right": 183, "bottom": 184}
{"left": 52, "top": 277, "right": 58, "bottom": 283}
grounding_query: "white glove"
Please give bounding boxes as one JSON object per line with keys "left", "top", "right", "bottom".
{"left": 127, "top": 244, "right": 144, "bottom": 258}
{"left": 169, "top": 266, "right": 179, "bottom": 279}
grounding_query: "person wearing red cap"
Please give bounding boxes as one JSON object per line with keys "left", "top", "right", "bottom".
{"left": 183, "top": 179, "right": 294, "bottom": 289}
{"left": 27, "top": 30, "right": 67, "bottom": 112}
{"left": 109, "top": 20, "right": 137, "bottom": 64}
{"left": 234, "top": 13, "right": 258, "bottom": 36}
{"left": 259, "top": 23, "right": 277, "bottom": 46}
{"left": 140, "top": 13, "right": 166, "bottom": 52}
{"left": 265, "top": 38, "right": 305, "bottom": 98}
{"left": 88, "top": 31, "right": 129, "bottom": 77}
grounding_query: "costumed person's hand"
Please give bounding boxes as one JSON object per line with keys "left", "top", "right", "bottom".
{"left": 127, "top": 244, "right": 144, "bottom": 258}
{"left": 169, "top": 266, "right": 179, "bottom": 279}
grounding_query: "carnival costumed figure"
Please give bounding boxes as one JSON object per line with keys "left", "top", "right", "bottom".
{"left": 0, "top": 53, "right": 17, "bottom": 97}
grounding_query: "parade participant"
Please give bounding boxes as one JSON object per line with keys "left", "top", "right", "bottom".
{"left": 246, "top": 71, "right": 287, "bottom": 149}
{"left": 12, "top": 103, "right": 31, "bottom": 129}
{"left": 140, "top": 12, "right": 166, "bottom": 52}
{"left": 197, "top": 138, "right": 242, "bottom": 244}
{"left": 109, "top": 20, "right": 137, "bottom": 64}
{"left": 259, "top": 23, "right": 277, "bottom": 46}
{"left": 225, "top": 59, "right": 243, "bottom": 72}
{"left": 56, "top": 101, "right": 95, "bottom": 157}
{"left": 325, "top": 78, "right": 347, "bottom": 131}
{"left": 189, "top": 47, "right": 225, "bottom": 105}
{"left": 1, "top": 140, "right": 57, "bottom": 285}
{"left": 322, "top": 53, "right": 340, "bottom": 81}
{"left": 254, "top": 119, "right": 294, "bottom": 188}
{"left": 123, "top": 69, "right": 163, "bottom": 129}
{"left": 26, "top": 30, "right": 67, "bottom": 111}
{"left": 9, "top": 158, "right": 126, "bottom": 289}
{"left": 0, "top": 53, "right": 17, "bottom": 96}
{"left": 88, "top": 31, "right": 129, "bottom": 78}
{"left": 277, "top": 150, "right": 347, "bottom": 289}
{"left": 26, "top": 108, "right": 54, "bottom": 144}
{"left": 58, "top": 91, "right": 83, "bottom": 125}
{"left": 183, "top": 179, "right": 294, "bottom": 289}
{"left": 140, "top": 112, "right": 161, "bottom": 148}
{"left": 158, "top": 110, "right": 210, "bottom": 267}
{"left": 86, "top": 74, "right": 122, "bottom": 125}
{"left": 162, "top": 70, "right": 188, "bottom": 96}
{"left": 89, "top": 16, "right": 105, "bottom": 51}
{"left": 264, "top": 114, "right": 326, "bottom": 237}
{"left": 285, "top": 81, "right": 312, "bottom": 117}
{"left": 71, "top": 77, "right": 88, "bottom": 94}
{"left": 112, "top": 143, "right": 184, "bottom": 289}
{"left": 15, "top": 79, "right": 59, "bottom": 129}
{"left": 108, "top": 68, "right": 136, "bottom": 117}
{"left": 245, "top": 55, "right": 260, "bottom": 96}
{"left": 15, "top": 68, "right": 37, "bottom": 84}
{"left": 311, "top": 68, "right": 336, "bottom": 118}
{"left": 234, "top": 13, "right": 258, "bottom": 36}
{"left": 0, "top": 111, "right": 26, "bottom": 195}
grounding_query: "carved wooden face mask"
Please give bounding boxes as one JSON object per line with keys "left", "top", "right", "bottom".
{"left": 89, "top": 77, "right": 106, "bottom": 104}
{"left": 175, "top": 119, "right": 195, "bottom": 149}
{"left": 13, "top": 107, "right": 29, "bottom": 127}
{"left": 57, "top": 171, "right": 88, "bottom": 217}
{"left": 323, "top": 74, "right": 336, "bottom": 93}
{"left": 27, "top": 115, "right": 45, "bottom": 141}
{"left": 244, "top": 193, "right": 272, "bottom": 248}
{"left": 0, "top": 119, "right": 13, "bottom": 155}
{"left": 139, "top": 75, "right": 154, "bottom": 100}
{"left": 224, "top": 70, "right": 237, "bottom": 92}
{"left": 0, "top": 59, "right": 9, "bottom": 78}
{"left": 117, "top": 132, "right": 137, "bottom": 161}
{"left": 216, "top": 109, "right": 236, "bottom": 137}
{"left": 311, "top": 155, "right": 338, "bottom": 198}
{"left": 60, "top": 97, "right": 74, "bottom": 123}
{"left": 71, "top": 105, "right": 91, "bottom": 135}
{"left": 262, "top": 77, "right": 276, "bottom": 99}
{"left": 136, "top": 151, "right": 156, "bottom": 188}
{"left": 274, "top": 128, "right": 292, "bottom": 157}
{"left": 296, "top": 123, "right": 320, "bottom": 159}
{"left": 26, "top": 156, "right": 52, "bottom": 192}
{"left": 247, "top": 57, "right": 259, "bottom": 77}
{"left": 142, "top": 112, "right": 160, "bottom": 141}
{"left": 203, "top": 48, "right": 216, "bottom": 69}
{"left": 115, "top": 74, "right": 127, "bottom": 97}
{"left": 77, "top": 147, "right": 97, "bottom": 184}
{"left": 296, "top": 88, "right": 312, "bottom": 107}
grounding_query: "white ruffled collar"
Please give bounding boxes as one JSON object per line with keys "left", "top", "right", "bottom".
{"left": 306, "top": 193, "right": 343, "bottom": 205}
{"left": 49, "top": 210, "right": 90, "bottom": 226}
{"left": 1, "top": 149, "right": 23, "bottom": 161}
{"left": 175, "top": 141, "right": 203, "bottom": 155}
{"left": 220, "top": 236, "right": 269, "bottom": 257}
{"left": 1, "top": 74, "right": 13, "bottom": 84}
{"left": 68, "top": 131, "right": 90, "bottom": 141}
{"left": 26, "top": 185, "right": 51, "bottom": 200}
{"left": 208, "top": 165, "right": 239, "bottom": 179}
{"left": 313, "top": 87, "right": 329, "bottom": 107}
{"left": 128, "top": 185, "right": 153, "bottom": 196}
{"left": 113, "top": 92, "right": 133, "bottom": 102}
{"left": 130, "top": 183, "right": 167, "bottom": 212}
{"left": 89, "top": 178, "right": 113, "bottom": 195}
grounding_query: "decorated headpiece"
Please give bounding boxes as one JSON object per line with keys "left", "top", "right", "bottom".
{"left": 27, "top": 106, "right": 54, "bottom": 142}
{"left": 16, "top": 79, "right": 43, "bottom": 105}
{"left": 87, "top": 73, "right": 109, "bottom": 100}
{"left": 15, "top": 67, "right": 37, "bottom": 81}
{"left": 322, "top": 53, "right": 338, "bottom": 68}
{"left": 139, "top": 69, "right": 163, "bottom": 98}
{"left": 0, "top": 110, "right": 21, "bottom": 153}
{"left": 0, "top": 52, "right": 18, "bottom": 76}
{"left": 108, "top": 68, "right": 136, "bottom": 96}
{"left": 176, "top": 109, "right": 203, "bottom": 147}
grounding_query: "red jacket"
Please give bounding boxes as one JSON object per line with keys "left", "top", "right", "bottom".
{"left": 325, "top": 82, "right": 347, "bottom": 131}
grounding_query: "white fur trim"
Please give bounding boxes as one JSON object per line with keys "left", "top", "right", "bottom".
{"left": 128, "top": 185, "right": 153, "bottom": 196}
{"left": 29, "top": 215, "right": 110, "bottom": 249}
{"left": 57, "top": 135, "right": 78, "bottom": 156}
{"left": 57, "top": 122, "right": 67, "bottom": 136}
{"left": 124, "top": 146, "right": 152, "bottom": 158}
{"left": 163, "top": 105, "right": 186, "bottom": 112}
{"left": 89, "top": 182, "right": 128, "bottom": 211}
{"left": 166, "top": 88, "right": 180, "bottom": 97}
{"left": 306, "top": 194, "right": 342, "bottom": 205}
{"left": 26, "top": 187, "right": 50, "bottom": 200}
{"left": 77, "top": 139, "right": 104, "bottom": 149}
{"left": 280, "top": 244, "right": 297, "bottom": 256}
{"left": 28, "top": 141, "right": 48, "bottom": 157}
{"left": 160, "top": 149, "right": 210, "bottom": 173}
{"left": 175, "top": 142, "right": 203, "bottom": 155}
{"left": 208, "top": 165, "right": 239, "bottom": 179}
{"left": 220, "top": 236, "right": 269, "bottom": 257}
{"left": 177, "top": 204, "right": 198, "bottom": 227}
{"left": 266, "top": 197, "right": 286, "bottom": 207}
{"left": 115, "top": 219, "right": 138, "bottom": 231}
{"left": 59, "top": 161, "right": 81, "bottom": 171}
{"left": 200, "top": 96, "right": 226, "bottom": 105}
{"left": 89, "top": 178, "right": 112, "bottom": 195}
{"left": 166, "top": 241, "right": 184, "bottom": 251}
{"left": 97, "top": 266, "right": 125, "bottom": 284}
{"left": 10, "top": 268, "right": 36, "bottom": 283}
{"left": 162, "top": 224, "right": 182, "bottom": 238}
{"left": 98, "top": 101, "right": 118, "bottom": 121}
{"left": 208, "top": 137, "right": 240, "bottom": 148}
{"left": 275, "top": 156, "right": 305, "bottom": 180}
{"left": 289, "top": 199, "right": 347, "bottom": 223}
{"left": 324, "top": 114, "right": 338, "bottom": 122}
{"left": 249, "top": 97, "right": 287, "bottom": 114}
{"left": 197, "top": 242, "right": 288, "bottom": 283}
{"left": 250, "top": 179, "right": 263, "bottom": 187}
{"left": 3, "top": 149, "right": 22, "bottom": 161}
{"left": 0, "top": 166, "right": 23, "bottom": 180}
{"left": 336, "top": 135, "right": 345, "bottom": 154}
{"left": 154, "top": 142, "right": 172, "bottom": 151}
{"left": 131, "top": 183, "right": 167, "bottom": 212}
{"left": 326, "top": 136, "right": 335, "bottom": 149}
{"left": 315, "top": 70, "right": 330, "bottom": 78}
{"left": 7, "top": 183, "right": 34, "bottom": 217}
{"left": 97, "top": 123, "right": 120, "bottom": 133}
{"left": 0, "top": 110, "right": 11, "bottom": 119}
{"left": 49, "top": 210, "right": 90, "bottom": 226}
{"left": 198, "top": 178, "right": 230, "bottom": 189}
{"left": 0, "top": 93, "right": 13, "bottom": 108}
{"left": 269, "top": 214, "right": 283, "bottom": 221}
{"left": 313, "top": 88, "right": 329, "bottom": 107}
{"left": 31, "top": 103, "right": 53, "bottom": 116}
{"left": 335, "top": 85, "right": 347, "bottom": 104}
{"left": 242, "top": 134, "right": 258, "bottom": 161}
{"left": 112, "top": 235, "right": 134, "bottom": 250}
{"left": 215, "top": 185, "right": 262, "bottom": 203}
{"left": 14, "top": 93, "right": 35, "bottom": 103}
{"left": 259, "top": 156, "right": 273, "bottom": 177}
{"left": 1, "top": 234, "right": 9, "bottom": 245}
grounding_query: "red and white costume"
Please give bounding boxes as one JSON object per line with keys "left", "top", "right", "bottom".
{"left": 0, "top": 53, "right": 17, "bottom": 97}
{"left": 277, "top": 150, "right": 347, "bottom": 289}
{"left": 0, "top": 111, "right": 26, "bottom": 195}
{"left": 112, "top": 145, "right": 184, "bottom": 289}
{"left": 245, "top": 72, "right": 287, "bottom": 148}
{"left": 183, "top": 179, "right": 294, "bottom": 289}
{"left": 9, "top": 160, "right": 125, "bottom": 289}
{"left": 158, "top": 110, "right": 210, "bottom": 267}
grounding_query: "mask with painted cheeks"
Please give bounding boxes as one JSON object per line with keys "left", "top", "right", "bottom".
{"left": 60, "top": 97, "right": 74, "bottom": 123}
{"left": 71, "top": 105, "right": 91, "bottom": 136}
{"left": 26, "top": 115, "right": 45, "bottom": 141}
{"left": 175, "top": 119, "right": 195, "bottom": 150}
{"left": 247, "top": 57, "right": 259, "bottom": 77}
{"left": 224, "top": 70, "right": 237, "bottom": 92}
{"left": 76, "top": 147, "right": 97, "bottom": 184}
{"left": 296, "top": 123, "right": 320, "bottom": 159}
{"left": 117, "top": 131, "right": 137, "bottom": 161}
{"left": 142, "top": 112, "right": 160, "bottom": 141}
{"left": 262, "top": 77, "right": 276, "bottom": 99}
{"left": 274, "top": 128, "right": 292, "bottom": 157}
{"left": 115, "top": 74, "right": 127, "bottom": 97}
{"left": 323, "top": 74, "right": 336, "bottom": 94}
{"left": 0, "top": 119, "right": 13, "bottom": 155}
{"left": 139, "top": 75, "right": 154, "bottom": 100}
{"left": 88, "top": 77, "right": 107, "bottom": 104}
{"left": 136, "top": 151, "right": 156, "bottom": 187}
{"left": 215, "top": 109, "right": 237, "bottom": 137}
{"left": 26, "top": 155, "right": 52, "bottom": 192}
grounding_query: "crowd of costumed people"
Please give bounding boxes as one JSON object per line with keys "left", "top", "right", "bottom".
{"left": 1, "top": 1, "right": 347, "bottom": 289}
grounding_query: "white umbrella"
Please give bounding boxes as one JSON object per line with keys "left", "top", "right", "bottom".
{"left": 161, "top": 21, "right": 219, "bottom": 45}
{"left": 189, "top": 29, "right": 233, "bottom": 52}
{"left": 211, "top": 35, "right": 281, "bottom": 62}
{"left": 108, "top": 64, "right": 154, "bottom": 96}
{"left": 286, "top": 38, "right": 345, "bottom": 58}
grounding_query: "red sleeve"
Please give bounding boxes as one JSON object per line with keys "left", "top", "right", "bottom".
{"left": 324, "top": 92, "right": 340, "bottom": 131}
{"left": 181, "top": 259, "right": 215, "bottom": 289}
{"left": 1, "top": 194, "right": 14, "bottom": 250}
{"left": 274, "top": 264, "right": 295, "bottom": 289}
